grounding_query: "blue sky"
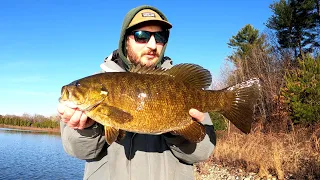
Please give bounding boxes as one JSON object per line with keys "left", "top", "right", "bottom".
{"left": 0, "top": 0, "right": 274, "bottom": 116}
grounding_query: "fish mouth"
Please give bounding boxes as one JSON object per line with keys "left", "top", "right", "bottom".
{"left": 78, "top": 98, "right": 105, "bottom": 112}
{"left": 59, "top": 97, "right": 105, "bottom": 112}
{"left": 59, "top": 85, "right": 105, "bottom": 111}
{"left": 59, "top": 99, "right": 79, "bottom": 108}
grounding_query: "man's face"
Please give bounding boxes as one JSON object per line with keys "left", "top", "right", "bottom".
{"left": 126, "top": 24, "right": 167, "bottom": 67}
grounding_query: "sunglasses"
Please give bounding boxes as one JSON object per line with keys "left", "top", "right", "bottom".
{"left": 129, "top": 30, "right": 169, "bottom": 44}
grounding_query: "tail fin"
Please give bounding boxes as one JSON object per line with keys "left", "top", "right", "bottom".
{"left": 221, "top": 78, "right": 261, "bottom": 134}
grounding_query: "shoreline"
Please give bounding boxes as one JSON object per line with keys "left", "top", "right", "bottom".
{"left": 0, "top": 124, "right": 61, "bottom": 134}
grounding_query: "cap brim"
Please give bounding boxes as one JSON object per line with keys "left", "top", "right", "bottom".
{"left": 127, "top": 19, "right": 172, "bottom": 29}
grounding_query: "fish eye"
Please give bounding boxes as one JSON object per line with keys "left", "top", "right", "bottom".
{"left": 74, "top": 81, "right": 81, "bottom": 87}
{"left": 68, "top": 80, "right": 81, "bottom": 87}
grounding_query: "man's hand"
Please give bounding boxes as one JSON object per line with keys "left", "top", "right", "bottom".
{"left": 57, "top": 102, "right": 95, "bottom": 130}
{"left": 189, "top": 108, "right": 205, "bottom": 123}
{"left": 164, "top": 108, "right": 205, "bottom": 140}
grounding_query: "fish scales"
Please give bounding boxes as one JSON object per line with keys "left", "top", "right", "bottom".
{"left": 105, "top": 73, "right": 197, "bottom": 132}
{"left": 126, "top": 74, "right": 192, "bottom": 131}
{"left": 59, "top": 63, "right": 261, "bottom": 144}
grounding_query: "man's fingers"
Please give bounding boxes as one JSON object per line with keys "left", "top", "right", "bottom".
{"left": 57, "top": 103, "right": 89, "bottom": 129}
{"left": 189, "top": 108, "right": 205, "bottom": 122}
{"left": 68, "top": 110, "right": 82, "bottom": 128}
{"left": 77, "top": 113, "right": 88, "bottom": 130}
{"left": 63, "top": 107, "right": 76, "bottom": 120}
{"left": 57, "top": 103, "right": 65, "bottom": 115}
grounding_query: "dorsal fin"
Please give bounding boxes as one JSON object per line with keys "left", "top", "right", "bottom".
{"left": 165, "top": 63, "right": 212, "bottom": 89}
{"left": 129, "top": 63, "right": 212, "bottom": 89}
{"left": 129, "top": 64, "right": 167, "bottom": 75}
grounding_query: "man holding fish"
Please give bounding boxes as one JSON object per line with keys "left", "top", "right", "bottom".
{"left": 58, "top": 4, "right": 259, "bottom": 180}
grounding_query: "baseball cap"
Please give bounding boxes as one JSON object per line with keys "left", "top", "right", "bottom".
{"left": 127, "top": 9, "right": 172, "bottom": 29}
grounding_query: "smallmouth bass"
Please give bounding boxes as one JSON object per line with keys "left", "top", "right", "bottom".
{"left": 59, "top": 63, "right": 261, "bottom": 145}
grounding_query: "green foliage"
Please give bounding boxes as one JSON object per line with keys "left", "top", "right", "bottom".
{"left": 282, "top": 55, "right": 320, "bottom": 124}
{"left": 209, "top": 112, "right": 228, "bottom": 131}
{"left": 228, "top": 24, "right": 267, "bottom": 59}
{"left": 226, "top": 24, "right": 272, "bottom": 84}
{"left": 0, "top": 114, "right": 60, "bottom": 129}
{"left": 266, "top": 0, "right": 320, "bottom": 57}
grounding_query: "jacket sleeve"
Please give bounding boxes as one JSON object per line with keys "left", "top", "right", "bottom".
{"left": 163, "top": 112, "right": 216, "bottom": 164}
{"left": 60, "top": 121, "right": 106, "bottom": 160}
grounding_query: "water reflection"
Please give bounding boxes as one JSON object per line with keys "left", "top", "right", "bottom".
{"left": 0, "top": 128, "right": 84, "bottom": 180}
{"left": 0, "top": 127, "right": 33, "bottom": 132}
{"left": 0, "top": 127, "right": 61, "bottom": 135}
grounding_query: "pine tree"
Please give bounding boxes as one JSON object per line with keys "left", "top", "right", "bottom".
{"left": 266, "top": 0, "right": 320, "bottom": 58}
{"left": 282, "top": 55, "right": 320, "bottom": 124}
{"left": 228, "top": 24, "right": 267, "bottom": 60}
{"left": 227, "top": 24, "right": 270, "bottom": 83}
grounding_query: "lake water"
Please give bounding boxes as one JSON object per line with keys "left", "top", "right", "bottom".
{"left": 0, "top": 128, "right": 85, "bottom": 180}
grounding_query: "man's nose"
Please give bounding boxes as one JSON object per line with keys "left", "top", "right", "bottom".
{"left": 146, "top": 35, "right": 157, "bottom": 49}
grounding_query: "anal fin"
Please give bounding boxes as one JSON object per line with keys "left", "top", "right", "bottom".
{"left": 171, "top": 121, "right": 206, "bottom": 143}
{"left": 104, "top": 126, "right": 119, "bottom": 145}
{"left": 117, "top": 130, "right": 126, "bottom": 142}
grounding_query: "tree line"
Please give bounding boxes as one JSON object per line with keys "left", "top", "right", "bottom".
{"left": 218, "top": 0, "right": 320, "bottom": 132}
{"left": 0, "top": 114, "right": 60, "bottom": 129}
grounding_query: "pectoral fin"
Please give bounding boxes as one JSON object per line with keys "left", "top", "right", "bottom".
{"left": 104, "top": 126, "right": 119, "bottom": 145}
{"left": 92, "top": 103, "right": 133, "bottom": 124}
{"left": 171, "top": 121, "right": 206, "bottom": 143}
{"left": 107, "top": 105, "right": 133, "bottom": 124}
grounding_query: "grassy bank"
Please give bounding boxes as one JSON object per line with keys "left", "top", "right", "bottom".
{"left": 0, "top": 124, "right": 60, "bottom": 134}
{"left": 196, "top": 125, "right": 320, "bottom": 179}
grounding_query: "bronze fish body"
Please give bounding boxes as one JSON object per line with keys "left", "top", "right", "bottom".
{"left": 59, "top": 63, "right": 261, "bottom": 145}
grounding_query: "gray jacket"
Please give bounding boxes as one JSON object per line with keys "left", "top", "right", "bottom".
{"left": 60, "top": 56, "right": 216, "bottom": 180}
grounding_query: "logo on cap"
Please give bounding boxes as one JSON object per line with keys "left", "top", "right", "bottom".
{"left": 141, "top": 12, "right": 156, "bottom": 17}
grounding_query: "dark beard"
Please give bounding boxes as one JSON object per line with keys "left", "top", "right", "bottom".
{"left": 126, "top": 41, "right": 160, "bottom": 66}
{"left": 127, "top": 42, "right": 140, "bottom": 66}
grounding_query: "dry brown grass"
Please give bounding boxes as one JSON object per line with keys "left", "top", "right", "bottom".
{"left": 202, "top": 125, "right": 320, "bottom": 179}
